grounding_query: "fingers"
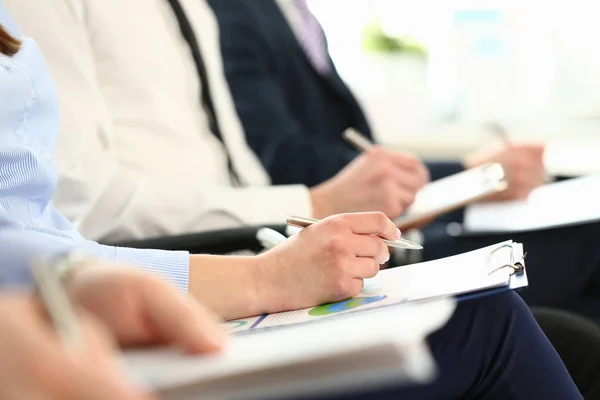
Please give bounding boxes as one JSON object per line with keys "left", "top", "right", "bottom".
{"left": 510, "top": 142, "right": 545, "bottom": 158}
{"left": 350, "top": 257, "right": 381, "bottom": 279}
{"left": 141, "top": 280, "right": 227, "bottom": 354}
{"left": 367, "top": 148, "right": 428, "bottom": 189}
{"left": 349, "top": 279, "right": 365, "bottom": 297}
{"left": 73, "top": 316, "right": 156, "bottom": 400}
{"left": 504, "top": 157, "right": 546, "bottom": 198}
{"left": 0, "top": 295, "right": 151, "bottom": 400}
{"left": 394, "top": 169, "right": 425, "bottom": 193}
{"left": 332, "top": 212, "right": 399, "bottom": 241}
{"left": 348, "top": 234, "right": 390, "bottom": 264}
{"left": 79, "top": 375, "right": 155, "bottom": 400}
{"left": 374, "top": 147, "right": 422, "bottom": 170}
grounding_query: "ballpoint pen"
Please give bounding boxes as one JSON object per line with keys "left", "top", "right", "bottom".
{"left": 31, "top": 255, "right": 85, "bottom": 352}
{"left": 286, "top": 216, "right": 423, "bottom": 250}
{"left": 487, "top": 122, "right": 511, "bottom": 145}
{"left": 32, "top": 257, "right": 149, "bottom": 387}
{"left": 343, "top": 128, "right": 374, "bottom": 152}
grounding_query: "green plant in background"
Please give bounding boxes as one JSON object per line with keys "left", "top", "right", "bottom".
{"left": 362, "top": 20, "right": 427, "bottom": 58}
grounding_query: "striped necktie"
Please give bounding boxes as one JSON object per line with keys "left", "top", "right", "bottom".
{"left": 165, "top": 0, "right": 241, "bottom": 185}
{"left": 291, "top": 0, "right": 332, "bottom": 76}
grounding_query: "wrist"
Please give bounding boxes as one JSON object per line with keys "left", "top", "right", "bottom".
{"left": 309, "top": 184, "right": 332, "bottom": 219}
{"left": 188, "top": 254, "right": 269, "bottom": 320}
{"left": 251, "top": 251, "right": 288, "bottom": 315}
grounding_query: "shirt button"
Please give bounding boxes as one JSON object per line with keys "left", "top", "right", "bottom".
{"left": 29, "top": 88, "right": 36, "bottom": 99}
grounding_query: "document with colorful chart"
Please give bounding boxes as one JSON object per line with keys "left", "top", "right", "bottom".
{"left": 124, "top": 299, "right": 455, "bottom": 400}
{"left": 224, "top": 241, "right": 527, "bottom": 334}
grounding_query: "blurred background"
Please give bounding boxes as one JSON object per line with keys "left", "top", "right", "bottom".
{"left": 308, "top": 0, "right": 600, "bottom": 173}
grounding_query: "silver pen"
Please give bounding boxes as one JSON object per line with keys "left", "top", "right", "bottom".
{"left": 31, "top": 256, "right": 85, "bottom": 352}
{"left": 343, "top": 128, "right": 374, "bottom": 152}
{"left": 286, "top": 216, "right": 423, "bottom": 250}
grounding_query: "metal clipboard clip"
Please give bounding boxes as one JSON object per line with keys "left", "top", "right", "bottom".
{"left": 487, "top": 243, "right": 527, "bottom": 276}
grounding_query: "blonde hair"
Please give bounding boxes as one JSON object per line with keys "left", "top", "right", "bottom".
{"left": 0, "top": 25, "right": 21, "bottom": 56}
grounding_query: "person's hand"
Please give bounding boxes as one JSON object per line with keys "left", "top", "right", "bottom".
{"left": 257, "top": 212, "right": 400, "bottom": 312}
{"left": 0, "top": 294, "right": 153, "bottom": 400}
{"left": 310, "top": 147, "right": 429, "bottom": 220}
{"left": 463, "top": 141, "right": 546, "bottom": 200}
{"left": 69, "top": 266, "right": 227, "bottom": 352}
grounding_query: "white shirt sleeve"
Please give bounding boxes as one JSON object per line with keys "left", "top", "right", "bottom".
{"left": 6, "top": 0, "right": 312, "bottom": 242}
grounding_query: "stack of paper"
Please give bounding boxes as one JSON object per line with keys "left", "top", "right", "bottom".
{"left": 464, "top": 174, "right": 600, "bottom": 233}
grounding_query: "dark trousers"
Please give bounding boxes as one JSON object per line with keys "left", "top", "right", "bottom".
{"left": 422, "top": 218, "right": 600, "bottom": 322}
{"left": 300, "top": 292, "right": 581, "bottom": 400}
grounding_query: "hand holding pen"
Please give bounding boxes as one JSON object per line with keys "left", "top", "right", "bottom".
{"left": 463, "top": 123, "right": 547, "bottom": 201}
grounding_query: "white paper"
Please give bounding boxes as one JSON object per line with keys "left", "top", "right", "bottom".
{"left": 545, "top": 140, "right": 600, "bottom": 177}
{"left": 124, "top": 299, "right": 456, "bottom": 400}
{"left": 225, "top": 242, "right": 521, "bottom": 333}
{"left": 123, "top": 242, "right": 525, "bottom": 400}
{"left": 464, "top": 174, "right": 600, "bottom": 233}
{"left": 395, "top": 163, "right": 507, "bottom": 226}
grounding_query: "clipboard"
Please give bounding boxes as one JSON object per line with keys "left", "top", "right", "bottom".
{"left": 461, "top": 173, "right": 600, "bottom": 234}
{"left": 220, "top": 242, "right": 528, "bottom": 334}
{"left": 395, "top": 163, "right": 509, "bottom": 231}
{"left": 456, "top": 242, "right": 528, "bottom": 302}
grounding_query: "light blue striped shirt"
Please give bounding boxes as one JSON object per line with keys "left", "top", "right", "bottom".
{"left": 0, "top": 4, "right": 189, "bottom": 292}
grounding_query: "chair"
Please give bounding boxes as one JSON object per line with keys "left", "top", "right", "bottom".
{"left": 105, "top": 225, "right": 288, "bottom": 254}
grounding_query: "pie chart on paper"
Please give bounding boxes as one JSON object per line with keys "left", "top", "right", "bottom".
{"left": 308, "top": 295, "right": 388, "bottom": 316}
{"left": 223, "top": 320, "right": 248, "bottom": 331}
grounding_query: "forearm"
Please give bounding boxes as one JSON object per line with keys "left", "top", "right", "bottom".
{"left": 189, "top": 254, "right": 268, "bottom": 320}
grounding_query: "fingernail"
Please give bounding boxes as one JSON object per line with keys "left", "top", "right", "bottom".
{"left": 377, "top": 251, "right": 391, "bottom": 265}
{"left": 396, "top": 228, "right": 402, "bottom": 239}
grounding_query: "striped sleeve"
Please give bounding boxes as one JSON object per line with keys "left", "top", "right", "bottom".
{"left": 99, "top": 245, "right": 190, "bottom": 294}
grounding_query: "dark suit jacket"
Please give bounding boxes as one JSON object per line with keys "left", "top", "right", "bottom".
{"left": 209, "top": 0, "right": 463, "bottom": 187}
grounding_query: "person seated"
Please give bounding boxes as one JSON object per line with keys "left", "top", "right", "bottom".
{"left": 4, "top": 0, "right": 600, "bottom": 324}
{"left": 0, "top": 14, "right": 594, "bottom": 398}
{"left": 9, "top": 0, "right": 597, "bottom": 321}
{"left": 205, "top": 0, "right": 600, "bottom": 321}
{"left": 0, "top": 217, "right": 585, "bottom": 399}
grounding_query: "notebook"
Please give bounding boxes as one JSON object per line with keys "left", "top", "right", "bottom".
{"left": 395, "top": 163, "right": 508, "bottom": 230}
{"left": 124, "top": 242, "right": 526, "bottom": 400}
{"left": 545, "top": 139, "right": 600, "bottom": 177}
{"left": 463, "top": 174, "right": 600, "bottom": 233}
{"left": 124, "top": 299, "right": 455, "bottom": 400}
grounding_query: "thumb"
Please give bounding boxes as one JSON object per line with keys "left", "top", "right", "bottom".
{"left": 143, "top": 282, "right": 228, "bottom": 354}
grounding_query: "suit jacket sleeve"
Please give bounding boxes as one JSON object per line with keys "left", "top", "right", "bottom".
{"left": 425, "top": 161, "right": 465, "bottom": 182}
{"left": 211, "top": 1, "right": 359, "bottom": 187}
